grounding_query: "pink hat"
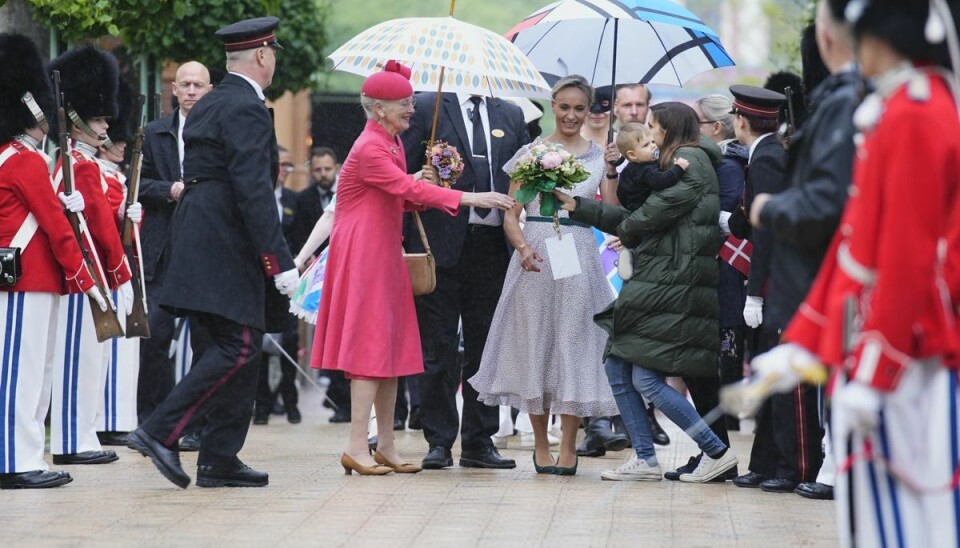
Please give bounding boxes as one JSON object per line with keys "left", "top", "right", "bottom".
{"left": 361, "top": 60, "right": 413, "bottom": 100}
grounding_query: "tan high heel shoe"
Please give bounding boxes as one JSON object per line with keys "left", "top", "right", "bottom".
{"left": 341, "top": 453, "right": 392, "bottom": 476}
{"left": 373, "top": 451, "right": 422, "bottom": 474}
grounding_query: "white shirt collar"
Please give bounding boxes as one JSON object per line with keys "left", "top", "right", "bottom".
{"left": 458, "top": 93, "right": 483, "bottom": 109}
{"left": 748, "top": 133, "right": 773, "bottom": 163}
{"left": 230, "top": 71, "right": 265, "bottom": 101}
{"left": 178, "top": 110, "right": 187, "bottom": 130}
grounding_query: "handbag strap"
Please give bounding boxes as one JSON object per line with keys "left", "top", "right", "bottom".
{"left": 412, "top": 211, "right": 432, "bottom": 255}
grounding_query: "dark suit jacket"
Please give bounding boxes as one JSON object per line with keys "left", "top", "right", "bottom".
{"left": 287, "top": 183, "right": 333, "bottom": 255}
{"left": 399, "top": 92, "right": 529, "bottom": 268}
{"left": 139, "top": 113, "right": 180, "bottom": 283}
{"left": 743, "top": 135, "right": 788, "bottom": 298}
{"left": 159, "top": 74, "right": 294, "bottom": 331}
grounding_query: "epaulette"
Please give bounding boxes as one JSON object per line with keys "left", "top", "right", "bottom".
{"left": 907, "top": 73, "right": 931, "bottom": 102}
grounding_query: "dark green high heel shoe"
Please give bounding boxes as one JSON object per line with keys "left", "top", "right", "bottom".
{"left": 533, "top": 451, "right": 557, "bottom": 474}
{"left": 553, "top": 456, "right": 578, "bottom": 476}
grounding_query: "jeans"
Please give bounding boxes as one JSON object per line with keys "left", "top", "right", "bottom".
{"left": 604, "top": 356, "right": 727, "bottom": 463}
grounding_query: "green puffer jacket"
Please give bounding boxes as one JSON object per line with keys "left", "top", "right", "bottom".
{"left": 572, "top": 137, "right": 722, "bottom": 377}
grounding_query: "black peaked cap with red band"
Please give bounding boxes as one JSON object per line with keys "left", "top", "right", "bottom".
{"left": 729, "top": 84, "right": 785, "bottom": 120}
{"left": 215, "top": 16, "right": 283, "bottom": 52}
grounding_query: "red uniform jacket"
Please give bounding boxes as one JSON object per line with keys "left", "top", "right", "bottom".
{"left": 101, "top": 166, "right": 126, "bottom": 226}
{"left": 53, "top": 148, "right": 132, "bottom": 292}
{"left": 785, "top": 73, "right": 960, "bottom": 391}
{"left": 0, "top": 141, "right": 95, "bottom": 294}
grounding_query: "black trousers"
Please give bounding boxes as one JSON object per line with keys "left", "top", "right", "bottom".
{"left": 747, "top": 327, "right": 824, "bottom": 482}
{"left": 138, "top": 280, "right": 211, "bottom": 423}
{"left": 415, "top": 225, "right": 508, "bottom": 451}
{"left": 141, "top": 312, "right": 263, "bottom": 467}
{"left": 395, "top": 375, "right": 421, "bottom": 421}
{"left": 255, "top": 314, "right": 299, "bottom": 411}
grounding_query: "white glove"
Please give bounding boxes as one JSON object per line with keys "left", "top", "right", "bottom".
{"left": 58, "top": 191, "right": 85, "bottom": 213}
{"left": 125, "top": 202, "right": 143, "bottom": 223}
{"left": 118, "top": 280, "right": 134, "bottom": 316}
{"left": 834, "top": 381, "right": 883, "bottom": 434}
{"left": 750, "top": 343, "right": 818, "bottom": 393}
{"left": 743, "top": 296, "right": 764, "bottom": 328}
{"left": 274, "top": 268, "right": 300, "bottom": 297}
{"left": 85, "top": 285, "right": 108, "bottom": 312}
{"left": 719, "top": 210, "right": 732, "bottom": 236}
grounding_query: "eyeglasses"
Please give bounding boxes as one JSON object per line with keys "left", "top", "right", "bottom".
{"left": 699, "top": 119, "right": 717, "bottom": 125}
{"left": 281, "top": 162, "right": 295, "bottom": 172}
{"left": 385, "top": 98, "right": 416, "bottom": 109}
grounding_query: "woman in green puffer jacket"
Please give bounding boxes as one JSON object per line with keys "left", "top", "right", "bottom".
{"left": 554, "top": 102, "right": 737, "bottom": 483}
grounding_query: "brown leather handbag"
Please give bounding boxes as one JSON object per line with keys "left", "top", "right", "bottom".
{"left": 404, "top": 211, "right": 436, "bottom": 296}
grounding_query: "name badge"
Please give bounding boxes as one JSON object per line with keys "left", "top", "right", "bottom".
{"left": 491, "top": 129, "right": 505, "bottom": 138}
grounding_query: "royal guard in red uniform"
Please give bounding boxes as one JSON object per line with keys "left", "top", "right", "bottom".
{"left": 0, "top": 34, "right": 104, "bottom": 489}
{"left": 48, "top": 45, "right": 134, "bottom": 467}
{"left": 95, "top": 78, "right": 143, "bottom": 447}
{"left": 752, "top": 0, "right": 960, "bottom": 545}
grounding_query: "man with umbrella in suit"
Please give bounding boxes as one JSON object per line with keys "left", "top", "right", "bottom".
{"left": 401, "top": 92, "right": 528, "bottom": 470}
{"left": 127, "top": 16, "right": 298, "bottom": 489}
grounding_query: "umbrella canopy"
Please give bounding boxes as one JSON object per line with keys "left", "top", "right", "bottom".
{"left": 506, "top": 0, "right": 735, "bottom": 87}
{"left": 329, "top": 16, "right": 552, "bottom": 98}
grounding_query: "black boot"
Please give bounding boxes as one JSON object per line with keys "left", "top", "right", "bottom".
{"left": 648, "top": 404, "right": 670, "bottom": 446}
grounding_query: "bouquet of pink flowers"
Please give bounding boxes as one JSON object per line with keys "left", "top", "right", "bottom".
{"left": 508, "top": 142, "right": 590, "bottom": 216}
{"left": 427, "top": 141, "right": 465, "bottom": 188}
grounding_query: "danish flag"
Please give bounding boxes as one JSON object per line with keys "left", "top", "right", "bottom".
{"left": 719, "top": 236, "right": 752, "bottom": 277}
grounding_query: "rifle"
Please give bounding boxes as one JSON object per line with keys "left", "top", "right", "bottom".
{"left": 778, "top": 86, "right": 797, "bottom": 148}
{"left": 53, "top": 70, "right": 124, "bottom": 342}
{"left": 120, "top": 94, "right": 150, "bottom": 338}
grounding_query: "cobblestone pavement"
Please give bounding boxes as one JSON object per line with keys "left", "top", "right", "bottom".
{"left": 1, "top": 385, "right": 837, "bottom": 547}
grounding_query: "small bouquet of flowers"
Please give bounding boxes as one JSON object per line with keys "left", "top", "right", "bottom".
{"left": 427, "top": 141, "right": 465, "bottom": 188}
{"left": 509, "top": 142, "right": 590, "bottom": 216}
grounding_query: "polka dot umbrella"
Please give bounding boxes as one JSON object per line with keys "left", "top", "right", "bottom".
{"left": 328, "top": 16, "right": 552, "bottom": 100}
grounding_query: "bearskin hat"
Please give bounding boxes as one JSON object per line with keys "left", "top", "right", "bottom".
{"left": 831, "top": 0, "right": 960, "bottom": 68}
{"left": 801, "top": 24, "right": 830, "bottom": 98}
{"left": 107, "top": 78, "right": 135, "bottom": 144}
{"left": 47, "top": 45, "right": 119, "bottom": 123}
{"left": 0, "top": 33, "right": 54, "bottom": 144}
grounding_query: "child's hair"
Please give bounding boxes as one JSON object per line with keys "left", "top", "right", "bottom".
{"left": 615, "top": 122, "right": 652, "bottom": 158}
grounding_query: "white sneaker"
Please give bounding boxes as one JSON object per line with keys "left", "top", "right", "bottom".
{"left": 600, "top": 455, "right": 662, "bottom": 481}
{"left": 679, "top": 451, "right": 738, "bottom": 483}
{"left": 519, "top": 432, "right": 560, "bottom": 448}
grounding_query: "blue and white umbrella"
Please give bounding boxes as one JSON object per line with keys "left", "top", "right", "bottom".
{"left": 505, "top": 0, "right": 735, "bottom": 88}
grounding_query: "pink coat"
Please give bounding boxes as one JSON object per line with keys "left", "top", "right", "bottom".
{"left": 311, "top": 120, "right": 462, "bottom": 379}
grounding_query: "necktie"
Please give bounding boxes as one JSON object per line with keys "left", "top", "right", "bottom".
{"left": 469, "top": 96, "right": 491, "bottom": 218}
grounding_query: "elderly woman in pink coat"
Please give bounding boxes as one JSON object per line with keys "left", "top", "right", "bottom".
{"left": 312, "top": 61, "right": 516, "bottom": 476}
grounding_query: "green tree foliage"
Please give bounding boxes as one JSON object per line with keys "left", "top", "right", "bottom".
{"left": 26, "top": 0, "right": 328, "bottom": 98}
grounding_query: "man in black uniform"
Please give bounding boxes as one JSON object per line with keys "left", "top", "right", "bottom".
{"left": 727, "top": 85, "right": 824, "bottom": 494}
{"left": 747, "top": 0, "right": 861, "bottom": 500}
{"left": 127, "top": 17, "right": 298, "bottom": 489}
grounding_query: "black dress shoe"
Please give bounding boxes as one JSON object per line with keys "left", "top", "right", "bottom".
{"left": 253, "top": 406, "right": 270, "bottom": 425}
{"left": 179, "top": 432, "right": 201, "bottom": 452}
{"left": 459, "top": 446, "right": 517, "bottom": 469}
{"left": 97, "top": 431, "right": 130, "bottom": 446}
{"left": 287, "top": 405, "right": 302, "bottom": 424}
{"left": 760, "top": 477, "right": 799, "bottom": 493}
{"left": 407, "top": 406, "right": 422, "bottom": 430}
{"left": 196, "top": 462, "right": 268, "bottom": 488}
{"left": 576, "top": 435, "right": 605, "bottom": 457}
{"left": 0, "top": 470, "right": 73, "bottom": 489}
{"left": 393, "top": 418, "right": 405, "bottom": 430}
{"left": 665, "top": 453, "right": 701, "bottom": 481}
{"left": 421, "top": 446, "right": 454, "bottom": 469}
{"left": 647, "top": 404, "right": 670, "bottom": 446}
{"left": 52, "top": 450, "right": 118, "bottom": 465}
{"left": 795, "top": 481, "right": 834, "bottom": 500}
{"left": 126, "top": 428, "right": 190, "bottom": 489}
{"left": 329, "top": 408, "right": 351, "bottom": 423}
{"left": 732, "top": 471, "right": 769, "bottom": 488}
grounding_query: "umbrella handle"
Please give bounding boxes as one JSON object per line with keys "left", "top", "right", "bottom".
{"left": 428, "top": 66, "right": 446, "bottom": 150}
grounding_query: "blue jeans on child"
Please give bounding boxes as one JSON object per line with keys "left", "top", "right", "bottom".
{"left": 604, "top": 355, "right": 727, "bottom": 465}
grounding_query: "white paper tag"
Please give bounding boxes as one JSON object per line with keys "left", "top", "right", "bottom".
{"left": 545, "top": 235, "right": 581, "bottom": 280}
